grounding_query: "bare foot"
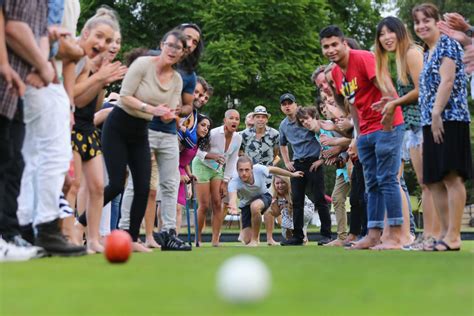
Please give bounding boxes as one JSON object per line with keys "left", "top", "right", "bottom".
{"left": 246, "top": 240, "right": 259, "bottom": 247}
{"left": 87, "top": 241, "right": 104, "bottom": 253}
{"left": 346, "top": 235, "right": 380, "bottom": 250}
{"left": 345, "top": 233, "right": 358, "bottom": 243}
{"left": 370, "top": 240, "right": 402, "bottom": 250}
{"left": 145, "top": 238, "right": 161, "bottom": 249}
{"left": 61, "top": 217, "right": 76, "bottom": 243}
{"left": 71, "top": 222, "right": 85, "bottom": 246}
{"left": 132, "top": 242, "right": 152, "bottom": 253}
{"left": 303, "top": 237, "right": 309, "bottom": 245}
{"left": 86, "top": 248, "right": 97, "bottom": 255}
{"left": 211, "top": 237, "right": 220, "bottom": 247}
{"left": 267, "top": 239, "right": 278, "bottom": 246}
{"left": 400, "top": 233, "right": 415, "bottom": 246}
{"left": 324, "top": 238, "right": 345, "bottom": 247}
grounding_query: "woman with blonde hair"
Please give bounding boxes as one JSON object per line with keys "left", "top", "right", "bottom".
{"left": 67, "top": 7, "right": 126, "bottom": 252}
{"left": 270, "top": 175, "right": 314, "bottom": 243}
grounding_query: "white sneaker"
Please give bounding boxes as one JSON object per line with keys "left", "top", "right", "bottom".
{"left": 8, "top": 235, "right": 47, "bottom": 258}
{"left": 0, "top": 238, "right": 41, "bottom": 262}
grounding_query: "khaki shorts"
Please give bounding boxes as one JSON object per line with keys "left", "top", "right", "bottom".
{"left": 150, "top": 151, "right": 160, "bottom": 191}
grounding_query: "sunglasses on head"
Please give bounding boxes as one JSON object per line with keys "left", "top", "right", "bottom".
{"left": 180, "top": 23, "right": 202, "bottom": 35}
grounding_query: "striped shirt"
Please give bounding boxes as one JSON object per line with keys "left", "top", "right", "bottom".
{"left": 0, "top": 0, "right": 48, "bottom": 119}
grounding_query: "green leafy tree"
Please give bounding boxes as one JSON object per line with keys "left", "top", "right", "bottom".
{"left": 196, "top": 0, "right": 330, "bottom": 127}
{"left": 326, "top": 0, "right": 385, "bottom": 49}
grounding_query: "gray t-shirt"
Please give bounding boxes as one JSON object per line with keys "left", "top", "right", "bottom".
{"left": 228, "top": 164, "right": 270, "bottom": 207}
{"left": 279, "top": 117, "right": 321, "bottom": 160}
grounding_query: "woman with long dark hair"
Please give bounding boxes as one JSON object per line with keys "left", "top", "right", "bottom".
{"left": 374, "top": 16, "right": 439, "bottom": 250}
{"left": 175, "top": 114, "right": 211, "bottom": 233}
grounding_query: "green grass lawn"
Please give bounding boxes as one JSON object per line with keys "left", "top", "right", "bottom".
{"left": 2, "top": 242, "right": 474, "bottom": 316}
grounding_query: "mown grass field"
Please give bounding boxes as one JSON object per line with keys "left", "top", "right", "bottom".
{"left": 1, "top": 241, "right": 473, "bottom": 316}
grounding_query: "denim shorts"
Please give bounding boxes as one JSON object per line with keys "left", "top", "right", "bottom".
{"left": 401, "top": 128, "right": 423, "bottom": 161}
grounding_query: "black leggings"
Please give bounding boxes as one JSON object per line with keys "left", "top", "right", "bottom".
{"left": 349, "top": 160, "right": 368, "bottom": 236}
{"left": 80, "top": 107, "right": 150, "bottom": 241}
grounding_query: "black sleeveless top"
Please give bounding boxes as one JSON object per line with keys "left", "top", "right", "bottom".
{"left": 74, "top": 95, "right": 98, "bottom": 133}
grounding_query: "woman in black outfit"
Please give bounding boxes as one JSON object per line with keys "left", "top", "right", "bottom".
{"left": 101, "top": 30, "right": 187, "bottom": 252}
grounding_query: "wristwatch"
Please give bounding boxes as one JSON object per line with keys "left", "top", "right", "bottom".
{"left": 466, "top": 26, "right": 474, "bottom": 38}
{"left": 140, "top": 103, "right": 148, "bottom": 112}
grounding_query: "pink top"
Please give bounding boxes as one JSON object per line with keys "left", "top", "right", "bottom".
{"left": 179, "top": 147, "right": 198, "bottom": 175}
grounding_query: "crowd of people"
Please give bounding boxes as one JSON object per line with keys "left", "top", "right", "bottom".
{"left": 0, "top": 1, "right": 472, "bottom": 262}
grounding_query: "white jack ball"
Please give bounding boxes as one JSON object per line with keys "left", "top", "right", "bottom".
{"left": 216, "top": 254, "right": 271, "bottom": 303}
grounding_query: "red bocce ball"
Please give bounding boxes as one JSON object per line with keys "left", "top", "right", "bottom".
{"left": 104, "top": 230, "right": 132, "bottom": 263}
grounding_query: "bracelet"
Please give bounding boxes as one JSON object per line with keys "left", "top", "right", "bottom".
{"left": 140, "top": 103, "right": 148, "bottom": 113}
{"left": 70, "top": 104, "right": 75, "bottom": 113}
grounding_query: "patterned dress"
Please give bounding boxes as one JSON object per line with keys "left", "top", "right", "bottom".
{"left": 397, "top": 76, "right": 422, "bottom": 131}
{"left": 419, "top": 35, "right": 469, "bottom": 126}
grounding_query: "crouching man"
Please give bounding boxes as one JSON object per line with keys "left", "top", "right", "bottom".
{"left": 228, "top": 156, "right": 303, "bottom": 246}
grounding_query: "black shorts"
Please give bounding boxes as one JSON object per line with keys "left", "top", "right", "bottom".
{"left": 241, "top": 192, "right": 272, "bottom": 229}
{"left": 71, "top": 128, "right": 102, "bottom": 162}
{"left": 422, "top": 121, "right": 472, "bottom": 184}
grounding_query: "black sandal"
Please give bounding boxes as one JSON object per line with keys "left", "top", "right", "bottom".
{"left": 433, "top": 240, "right": 461, "bottom": 252}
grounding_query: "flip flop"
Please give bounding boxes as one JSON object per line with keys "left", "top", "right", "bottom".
{"left": 433, "top": 240, "right": 461, "bottom": 252}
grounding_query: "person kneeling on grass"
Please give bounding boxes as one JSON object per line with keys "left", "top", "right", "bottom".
{"left": 270, "top": 175, "right": 315, "bottom": 244}
{"left": 227, "top": 156, "right": 304, "bottom": 246}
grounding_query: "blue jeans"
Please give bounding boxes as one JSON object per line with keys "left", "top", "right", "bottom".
{"left": 357, "top": 125, "right": 404, "bottom": 229}
{"left": 110, "top": 194, "right": 121, "bottom": 231}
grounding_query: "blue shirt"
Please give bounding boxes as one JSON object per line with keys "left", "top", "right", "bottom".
{"left": 178, "top": 69, "right": 197, "bottom": 95}
{"left": 279, "top": 117, "right": 321, "bottom": 160}
{"left": 315, "top": 128, "right": 349, "bottom": 182}
{"left": 178, "top": 109, "right": 198, "bottom": 149}
{"left": 228, "top": 164, "right": 270, "bottom": 207}
{"left": 419, "top": 35, "right": 470, "bottom": 126}
{"left": 48, "top": 0, "right": 65, "bottom": 59}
